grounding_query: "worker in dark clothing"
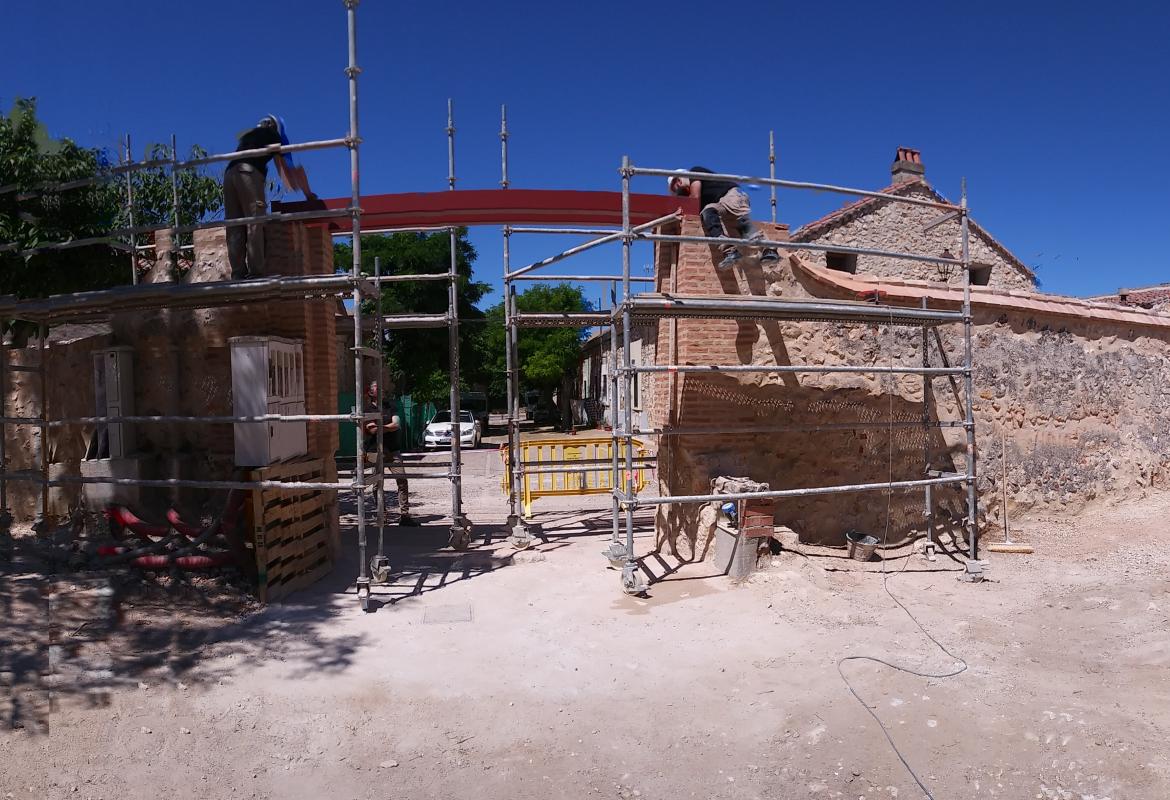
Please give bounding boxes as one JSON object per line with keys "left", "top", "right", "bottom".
{"left": 668, "top": 167, "right": 779, "bottom": 270}
{"left": 224, "top": 115, "right": 315, "bottom": 279}
{"left": 363, "top": 381, "right": 417, "bottom": 527}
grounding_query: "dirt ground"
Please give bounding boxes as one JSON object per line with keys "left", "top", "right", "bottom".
{"left": 3, "top": 445, "right": 1169, "bottom": 800}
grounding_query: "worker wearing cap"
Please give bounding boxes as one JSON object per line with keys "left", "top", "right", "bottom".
{"left": 668, "top": 167, "right": 779, "bottom": 271}
{"left": 223, "top": 115, "right": 316, "bottom": 279}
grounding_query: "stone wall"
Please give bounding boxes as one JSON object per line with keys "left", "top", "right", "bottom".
{"left": 651, "top": 219, "right": 1170, "bottom": 557}
{"left": 790, "top": 183, "right": 1036, "bottom": 293}
{"left": 2, "top": 327, "right": 112, "bottom": 520}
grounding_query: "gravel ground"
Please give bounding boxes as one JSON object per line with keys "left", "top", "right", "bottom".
{"left": 3, "top": 445, "right": 1169, "bottom": 800}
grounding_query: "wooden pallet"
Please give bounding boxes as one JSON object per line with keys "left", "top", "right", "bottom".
{"left": 245, "top": 458, "right": 335, "bottom": 603}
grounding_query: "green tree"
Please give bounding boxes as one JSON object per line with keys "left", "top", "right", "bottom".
{"left": 334, "top": 230, "right": 491, "bottom": 404}
{"left": 482, "top": 283, "right": 592, "bottom": 428}
{"left": 0, "top": 97, "right": 222, "bottom": 311}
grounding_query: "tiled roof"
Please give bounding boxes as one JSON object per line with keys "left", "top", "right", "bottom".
{"left": 789, "top": 178, "right": 1036, "bottom": 282}
{"left": 1120, "top": 285, "right": 1170, "bottom": 307}
{"left": 1085, "top": 284, "right": 1170, "bottom": 308}
{"left": 791, "top": 257, "right": 1170, "bottom": 331}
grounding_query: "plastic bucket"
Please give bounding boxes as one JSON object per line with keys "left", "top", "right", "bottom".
{"left": 845, "top": 530, "right": 879, "bottom": 562}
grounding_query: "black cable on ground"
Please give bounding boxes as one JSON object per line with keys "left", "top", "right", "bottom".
{"left": 835, "top": 311, "right": 968, "bottom": 800}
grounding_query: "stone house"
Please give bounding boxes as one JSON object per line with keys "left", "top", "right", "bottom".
{"left": 1088, "top": 283, "right": 1170, "bottom": 311}
{"left": 644, "top": 210, "right": 1170, "bottom": 557}
{"left": 577, "top": 325, "right": 652, "bottom": 431}
{"left": 789, "top": 148, "right": 1037, "bottom": 292}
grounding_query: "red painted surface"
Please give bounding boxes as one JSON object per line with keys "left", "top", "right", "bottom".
{"left": 273, "top": 189, "right": 697, "bottom": 232}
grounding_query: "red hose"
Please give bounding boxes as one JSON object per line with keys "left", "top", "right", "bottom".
{"left": 131, "top": 553, "right": 234, "bottom": 569}
{"left": 165, "top": 509, "right": 201, "bottom": 539}
{"left": 106, "top": 506, "right": 170, "bottom": 539}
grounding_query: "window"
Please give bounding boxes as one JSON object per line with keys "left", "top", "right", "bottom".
{"left": 826, "top": 251, "right": 858, "bottom": 273}
{"left": 969, "top": 263, "right": 993, "bottom": 286}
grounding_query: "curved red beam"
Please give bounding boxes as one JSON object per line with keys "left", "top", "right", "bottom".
{"left": 274, "top": 189, "right": 696, "bottom": 233}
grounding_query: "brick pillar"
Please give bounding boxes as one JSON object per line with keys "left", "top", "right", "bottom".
{"left": 652, "top": 215, "right": 789, "bottom": 560}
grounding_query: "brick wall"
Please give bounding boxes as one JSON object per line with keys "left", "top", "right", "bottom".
{"left": 644, "top": 217, "right": 789, "bottom": 437}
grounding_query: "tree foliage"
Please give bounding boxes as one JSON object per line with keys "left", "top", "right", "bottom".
{"left": 0, "top": 97, "right": 222, "bottom": 305}
{"left": 334, "top": 230, "right": 491, "bottom": 404}
{"left": 481, "top": 284, "right": 592, "bottom": 416}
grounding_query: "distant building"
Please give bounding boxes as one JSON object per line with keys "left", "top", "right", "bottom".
{"left": 1086, "top": 284, "right": 1170, "bottom": 311}
{"left": 577, "top": 324, "right": 651, "bottom": 432}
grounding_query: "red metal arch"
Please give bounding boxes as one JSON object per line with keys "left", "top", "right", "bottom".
{"left": 274, "top": 189, "right": 696, "bottom": 232}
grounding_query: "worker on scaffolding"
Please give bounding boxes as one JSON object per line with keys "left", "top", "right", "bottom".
{"left": 363, "top": 381, "right": 417, "bottom": 527}
{"left": 668, "top": 167, "right": 779, "bottom": 270}
{"left": 224, "top": 115, "right": 316, "bottom": 279}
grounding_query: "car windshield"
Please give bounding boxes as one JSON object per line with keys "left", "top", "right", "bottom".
{"left": 430, "top": 411, "right": 473, "bottom": 424}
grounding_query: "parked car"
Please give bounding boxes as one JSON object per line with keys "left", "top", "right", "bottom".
{"left": 423, "top": 410, "right": 481, "bottom": 449}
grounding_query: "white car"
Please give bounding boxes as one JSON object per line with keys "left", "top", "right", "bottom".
{"left": 423, "top": 410, "right": 481, "bottom": 450}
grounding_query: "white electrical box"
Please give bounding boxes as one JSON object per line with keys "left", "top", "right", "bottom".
{"left": 230, "top": 336, "right": 308, "bottom": 467}
{"left": 91, "top": 346, "right": 136, "bottom": 459}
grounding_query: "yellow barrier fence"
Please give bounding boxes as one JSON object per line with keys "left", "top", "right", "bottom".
{"left": 500, "top": 436, "right": 651, "bottom": 516}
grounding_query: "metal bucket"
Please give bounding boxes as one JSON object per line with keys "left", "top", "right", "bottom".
{"left": 845, "top": 530, "right": 879, "bottom": 562}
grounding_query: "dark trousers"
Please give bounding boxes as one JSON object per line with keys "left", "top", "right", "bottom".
{"left": 223, "top": 163, "right": 267, "bottom": 279}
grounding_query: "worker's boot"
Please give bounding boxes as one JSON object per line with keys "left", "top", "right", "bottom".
{"left": 397, "top": 480, "right": 418, "bottom": 526}
{"left": 738, "top": 216, "right": 779, "bottom": 265}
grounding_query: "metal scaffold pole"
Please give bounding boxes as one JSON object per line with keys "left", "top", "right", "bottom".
{"left": 37, "top": 323, "right": 49, "bottom": 530}
{"left": 961, "top": 177, "right": 980, "bottom": 570}
{"left": 124, "top": 135, "right": 138, "bottom": 285}
{"left": 603, "top": 279, "right": 625, "bottom": 567}
{"left": 503, "top": 231, "right": 519, "bottom": 526}
{"left": 369, "top": 255, "right": 389, "bottom": 582}
{"left": 507, "top": 282, "right": 526, "bottom": 536}
{"left": 618, "top": 156, "right": 646, "bottom": 595}
{"left": 769, "top": 130, "right": 777, "bottom": 224}
{"left": 501, "top": 107, "right": 531, "bottom": 548}
{"left": 446, "top": 100, "right": 471, "bottom": 550}
{"left": 169, "top": 133, "right": 181, "bottom": 267}
{"left": 344, "top": 0, "right": 371, "bottom": 612}
{"left": 922, "top": 297, "right": 936, "bottom": 561}
{"left": 499, "top": 104, "right": 509, "bottom": 190}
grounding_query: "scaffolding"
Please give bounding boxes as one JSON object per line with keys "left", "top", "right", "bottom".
{"left": 500, "top": 160, "right": 980, "bottom": 594}
{"left": 1, "top": 1, "right": 980, "bottom": 603}
{"left": 0, "top": 0, "right": 473, "bottom": 612}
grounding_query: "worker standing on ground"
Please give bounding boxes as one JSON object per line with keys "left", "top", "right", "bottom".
{"left": 223, "top": 115, "right": 315, "bottom": 279}
{"left": 363, "top": 380, "right": 417, "bottom": 527}
{"left": 668, "top": 167, "right": 779, "bottom": 270}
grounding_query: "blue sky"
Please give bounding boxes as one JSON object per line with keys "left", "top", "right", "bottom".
{"left": 5, "top": 0, "right": 1169, "bottom": 306}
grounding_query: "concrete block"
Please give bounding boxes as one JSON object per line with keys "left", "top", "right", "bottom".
{"left": 713, "top": 523, "right": 756, "bottom": 581}
{"left": 80, "top": 456, "right": 149, "bottom": 509}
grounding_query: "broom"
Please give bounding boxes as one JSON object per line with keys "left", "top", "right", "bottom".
{"left": 986, "top": 428, "right": 1034, "bottom": 554}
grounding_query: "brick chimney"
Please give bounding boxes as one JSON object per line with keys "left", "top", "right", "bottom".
{"left": 891, "top": 147, "right": 925, "bottom": 184}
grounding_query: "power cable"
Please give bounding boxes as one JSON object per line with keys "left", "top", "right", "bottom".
{"left": 835, "top": 307, "right": 967, "bottom": 800}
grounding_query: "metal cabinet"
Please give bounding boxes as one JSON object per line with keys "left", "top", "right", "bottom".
{"left": 91, "top": 346, "right": 136, "bottom": 459}
{"left": 230, "top": 337, "right": 307, "bottom": 467}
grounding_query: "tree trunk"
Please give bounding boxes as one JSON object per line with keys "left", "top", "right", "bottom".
{"left": 559, "top": 374, "right": 573, "bottom": 431}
